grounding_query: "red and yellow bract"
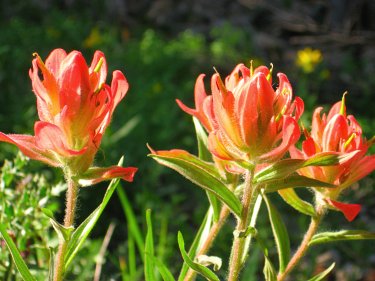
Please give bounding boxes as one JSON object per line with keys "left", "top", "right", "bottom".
{"left": 0, "top": 49, "right": 136, "bottom": 183}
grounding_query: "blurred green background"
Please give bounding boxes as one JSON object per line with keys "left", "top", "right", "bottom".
{"left": 0, "top": 0, "right": 374, "bottom": 280}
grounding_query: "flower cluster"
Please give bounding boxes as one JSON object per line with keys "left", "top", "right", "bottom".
{"left": 290, "top": 95, "right": 375, "bottom": 220}
{"left": 175, "top": 64, "right": 374, "bottom": 221}
{"left": 0, "top": 49, "right": 137, "bottom": 183}
{"left": 177, "top": 64, "right": 304, "bottom": 166}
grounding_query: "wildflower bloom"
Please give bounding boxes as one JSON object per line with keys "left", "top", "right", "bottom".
{"left": 0, "top": 49, "right": 137, "bottom": 183}
{"left": 295, "top": 48, "right": 323, "bottom": 73}
{"left": 177, "top": 63, "right": 304, "bottom": 166}
{"left": 290, "top": 96, "right": 375, "bottom": 221}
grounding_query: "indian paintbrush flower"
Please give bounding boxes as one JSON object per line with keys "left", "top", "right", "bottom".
{"left": 177, "top": 63, "right": 304, "bottom": 167}
{"left": 290, "top": 95, "right": 375, "bottom": 221}
{"left": 0, "top": 49, "right": 137, "bottom": 183}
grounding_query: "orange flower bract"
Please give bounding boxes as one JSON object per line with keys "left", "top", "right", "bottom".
{"left": 177, "top": 63, "right": 304, "bottom": 165}
{"left": 0, "top": 49, "right": 137, "bottom": 182}
{"left": 290, "top": 97, "right": 375, "bottom": 221}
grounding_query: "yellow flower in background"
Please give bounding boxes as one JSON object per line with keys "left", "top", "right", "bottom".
{"left": 296, "top": 48, "right": 323, "bottom": 73}
{"left": 83, "top": 27, "right": 103, "bottom": 48}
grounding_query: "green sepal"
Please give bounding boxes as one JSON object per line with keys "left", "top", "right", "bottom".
{"left": 254, "top": 152, "right": 343, "bottom": 184}
{"left": 306, "top": 262, "right": 335, "bottom": 281}
{"left": 309, "top": 230, "right": 375, "bottom": 246}
{"left": 177, "top": 231, "right": 220, "bottom": 281}
{"left": 0, "top": 223, "right": 36, "bottom": 281}
{"left": 278, "top": 188, "right": 316, "bottom": 217}
{"left": 149, "top": 150, "right": 241, "bottom": 217}
{"left": 264, "top": 174, "right": 336, "bottom": 193}
{"left": 193, "top": 117, "right": 220, "bottom": 222}
{"left": 263, "top": 194, "right": 290, "bottom": 274}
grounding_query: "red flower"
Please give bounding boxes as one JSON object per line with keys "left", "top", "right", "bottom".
{"left": 177, "top": 64, "right": 304, "bottom": 165}
{"left": 0, "top": 49, "right": 136, "bottom": 182}
{"left": 290, "top": 96, "right": 375, "bottom": 221}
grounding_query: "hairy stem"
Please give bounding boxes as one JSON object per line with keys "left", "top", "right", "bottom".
{"left": 227, "top": 169, "right": 256, "bottom": 281}
{"left": 277, "top": 206, "right": 325, "bottom": 281}
{"left": 53, "top": 176, "right": 79, "bottom": 281}
{"left": 183, "top": 206, "right": 230, "bottom": 281}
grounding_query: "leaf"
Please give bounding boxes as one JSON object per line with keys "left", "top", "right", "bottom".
{"left": 278, "top": 188, "right": 316, "bottom": 217}
{"left": 178, "top": 207, "right": 214, "bottom": 281}
{"left": 48, "top": 247, "right": 54, "bottom": 281}
{"left": 193, "top": 117, "right": 220, "bottom": 222}
{"left": 263, "top": 195, "right": 290, "bottom": 274}
{"left": 65, "top": 172, "right": 122, "bottom": 270}
{"left": 0, "top": 223, "right": 36, "bottom": 281}
{"left": 42, "top": 208, "right": 74, "bottom": 242}
{"left": 145, "top": 209, "right": 156, "bottom": 281}
{"left": 151, "top": 256, "right": 176, "bottom": 281}
{"left": 307, "top": 262, "right": 335, "bottom": 281}
{"left": 254, "top": 153, "right": 341, "bottom": 183}
{"left": 177, "top": 232, "right": 220, "bottom": 281}
{"left": 264, "top": 174, "right": 336, "bottom": 193}
{"left": 149, "top": 149, "right": 241, "bottom": 217}
{"left": 193, "top": 117, "right": 211, "bottom": 162}
{"left": 309, "top": 230, "right": 375, "bottom": 246}
{"left": 117, "top": 186, "right": 145, "bottom": 261}
{"left": 263, "top": 256, "right": 277, "bottom": 281}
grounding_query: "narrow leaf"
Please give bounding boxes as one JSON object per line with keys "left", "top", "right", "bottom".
{"left": 254, "top": 152, "right": 341, "bottom": 183}
{"left": 309, "top": 230, "right": 375, "bottom": 246}
{"left": 263, "top": 195, "right": 290, "bottom": 273}
{"left": 307, "top": 262, "right": 335, "bottom": 281}
{"left": 152, "top": 256, "right": 176, "bottom": 281}
{"left": 149, "top": 150, "right": 241, "bottom": 217}
{"left": 264, "top": 174, "right": 336, "bottom": 193}
{"left": 117, "top": 186, "right": 145, "bottom": 260}
{"left": 145, "top": 209, "right": 156, "bottom": 281}
{"left": 0, "top": 223, "right": 36, "bottom": 281}
{"left": 278, "top": 188, "right": 316, "bottom": 217}
{"left": 193, "top": 117, "right": 220, "bottom": 222}
{"left": 177, "top": 232, "right": 220, "bottom": 281}
{"left": 178, "top": 207, "right": 214, "bottom": 281}
{"left": 65, "top": 177, "right": 120, "bottom": 270}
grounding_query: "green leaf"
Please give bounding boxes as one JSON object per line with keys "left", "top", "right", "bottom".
{"left": 278, "top": 188, "right": 316, "bottom": 217}
{"left": 42, "top": 208, "right": 74, "bottom": 242}
{"left": 254, "top": 153, "right": 341, "bottom": 183}
{"left": 151, "top": 256, "right": 176, "bottom": 281}
{"left": 263, "top": 195, "right": 290, "bottom": 273}
{"left": 178, "top": 207, "right": 214, "bottom": 281}
{"left": 0, "top": 223, "right": 36, "bottom": 281}
{"left": 309, "top": 230, "right": 375, "bottom": 246}
{"left": 264, "top": 174, "right": 336, "bottom": 193}
{"left": 307, "top": 262, "right": 335, "bottom": 281}
{"left": 48, "top": 247, "right": 54, "bottom": 281}
{"left": 145, "top": 209, "right": 156, "bottom": 281}
{"left": 149, "top": 150, "right": 241, "bottom": 217}
{"left": 65, "top": 176, "right": 121, "bottom": 270}
{"left": 263, "top": 256, "right": 277, "bottom": 281}
{"left": 117, "top": 186, "right": 145, "bottom": 261}
{"left": 193, "top": 117, "right": 220, "bottom": 222}
{"left": 177, "top": 232, "right": 220, "bottom": 281}
{"left": 193, "top": 117, "right": 211, "bottom": 162}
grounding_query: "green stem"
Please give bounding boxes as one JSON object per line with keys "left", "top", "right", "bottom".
{"left": 183, "top": 206, "right": 230, "bottom": 281}
{"left": 53, "top": 176, "right": 79, "bottom": 281}
{"left": 277, "top": 206, "right": 325, "bottom": 281}
{"left": 227, "top": 169, "right": 256, "bottom": 281}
